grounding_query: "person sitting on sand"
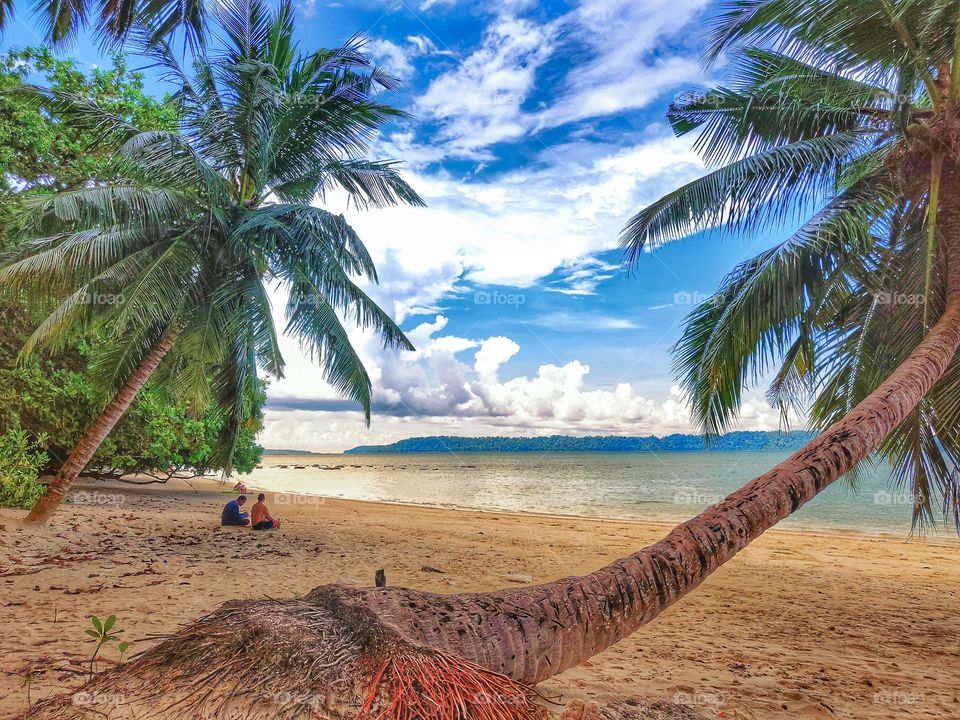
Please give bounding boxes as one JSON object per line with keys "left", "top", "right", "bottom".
{"left": 250, "top": 493, "right": 280, "bottom": 530}
{"left": 221, "top": 495, "right": 250, "bottom": 526}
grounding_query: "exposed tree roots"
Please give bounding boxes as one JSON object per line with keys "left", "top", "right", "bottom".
{"left": 357, "top": 653, "right": 546, "bottom": 720}
{"left": 20, "top": 593, "right": 546, "bottom": 720}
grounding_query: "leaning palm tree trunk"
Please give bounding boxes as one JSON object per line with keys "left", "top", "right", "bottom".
{"left": 24, "top": 328, "right": 179, "bottom": 524}
{"left": 24, "top": 173, "right": 960, "bottom": 720}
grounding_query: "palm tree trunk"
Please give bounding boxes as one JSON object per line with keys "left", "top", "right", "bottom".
{"left": 332, "top": 165, "right": 960, "bottom": 685}
{"left": 24, "top": 328, "right": 179, "bottom": 524}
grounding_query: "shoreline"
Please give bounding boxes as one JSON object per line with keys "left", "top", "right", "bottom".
{"left": 249, "top": 451, "right": 930, "bottom": 538}
{"left": 249, "top": 484, "right": 931, "bottom": 543}
{"left": 245, "top": 469, "right": 950, "bottom": 542}
{"left": 3, "top": 476, "right": 959, "bottom": 719}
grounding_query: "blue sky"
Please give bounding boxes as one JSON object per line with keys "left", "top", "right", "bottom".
{"left": 3, "top": 0, "right": 794, "bottom": 451}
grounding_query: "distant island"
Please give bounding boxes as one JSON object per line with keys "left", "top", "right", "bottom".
{"left": 262, "top": 448, "right": 314, "bottom": 455}
{"left": 344, "top": 430, "right": 816, "bottom": 454}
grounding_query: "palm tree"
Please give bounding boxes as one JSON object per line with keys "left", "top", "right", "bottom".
{"left": 1, "top": 0, "right": 420, "bottom": 524}
{"left": 0, "top": 0, "right": 207, "bottom": 46}
{"left": 21, "top": 2, "right": 960, "bottom": 720}
{"left": 623, "top": 0, "right": 960, "bottom": 532}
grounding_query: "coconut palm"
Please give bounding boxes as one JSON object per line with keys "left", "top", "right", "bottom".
{"left": 0, "top": 0, "right": 207, "bottom": 46}
{"left": 19, "top": 2, "right": 960, "bottom": 720}
{"left": 1, "top": 0, "right": 420, "bottom": 524}
{"left": 622, "top": 0, "right": 960, "bottom": 532}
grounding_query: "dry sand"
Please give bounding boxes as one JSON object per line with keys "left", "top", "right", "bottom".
{"left": 1, "top": 477, "right": 958, "bottom": 719}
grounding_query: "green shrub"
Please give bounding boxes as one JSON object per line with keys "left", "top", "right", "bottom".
{"left": 0, "top": 425, "right": 48, "bottom": 509}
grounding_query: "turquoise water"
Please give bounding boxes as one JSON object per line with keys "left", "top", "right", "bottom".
{"left": 247, "top": 451, "right": 948, "bottom": 536}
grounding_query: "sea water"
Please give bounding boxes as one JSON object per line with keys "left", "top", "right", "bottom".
{"left": 246, "top": 451, "right": 947, "bottom": 535}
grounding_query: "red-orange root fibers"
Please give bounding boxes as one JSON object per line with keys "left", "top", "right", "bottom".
{"left": 356, "top": 652, "right": 547, "bottom": 720}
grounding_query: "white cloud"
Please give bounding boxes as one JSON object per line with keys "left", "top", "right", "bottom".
{"left": 361, "top": 129, "right": 704, "bottom": 297}
{"left": 473, "top": 336, "right": 520, "bottom": 377}
{"left": 528, "top": 311, "right": 638, "bottom": 331}
{"left": 535, "top": 0, "right": 711, "bottom": 129}
{"left": 366, "top": 38, "right": 416, "bottom": 78}
{"left": 414, "top": 14, "right": 558, "bottom": 156}
{"left": 403, "top": 0, "right": 710, "bottom": 160}
{"left": 366, "top": 34, "right": 453, "bottom": 80}
{"left": 259, "top": 305, "right": 799, "bottom": 451}
{"left": 546, "top": 257, "right": 620, "bottom": 296}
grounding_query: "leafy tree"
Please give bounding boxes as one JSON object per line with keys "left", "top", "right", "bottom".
{"left": 2, "top": 0, "right": 420, "bottom": 523}
{"left": 0, "top": 47, "right": 176, "bottom": 248}
{"left": 345, "top": 431, "right": 818, "bottom": 454}
{"left": 0, "top": 47, "right": 260, "bottom": 481}
{"left": 0, "top": 421, "right": 47, "bottom": 508}
{"left": 0, "top": 307, "right": 263, "bottom": 479}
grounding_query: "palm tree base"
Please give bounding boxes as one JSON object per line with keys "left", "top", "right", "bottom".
{"left": 19, "top": 593, "right": 546, "bottom": 720}
{"left": 17, "top": 589, "right": 710, "bottom": 720}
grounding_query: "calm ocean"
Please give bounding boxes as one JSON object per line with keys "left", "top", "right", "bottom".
{"left": 246, "top": 451, "right": 950, "bottom": 536}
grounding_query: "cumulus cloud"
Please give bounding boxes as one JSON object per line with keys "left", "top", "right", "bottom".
{"left": 362, "top": 130, "right": 704, "bottom": 296}
{"left": 259, "top": 309, "right": 799, "bottom": 451}
{"left": 473, "top": 336, "right": 520, "bottom": 378}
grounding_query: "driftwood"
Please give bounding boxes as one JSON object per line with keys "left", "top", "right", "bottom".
{"left": 78, "top": 467, "right": 206, "bottom": 485}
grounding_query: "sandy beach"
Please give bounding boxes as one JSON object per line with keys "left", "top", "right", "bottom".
{"left": 2, "top": 477, "right": 958, "bottom": 720}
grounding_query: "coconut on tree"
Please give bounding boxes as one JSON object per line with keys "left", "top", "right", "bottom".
{"left": 1, "top": 0, "right": 421, "bottom": 524}
{"left": 19, "top": 1, "right": 960, "bottom": 720}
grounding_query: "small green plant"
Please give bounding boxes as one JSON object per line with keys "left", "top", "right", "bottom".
{"left": 118, "top": 640, "right": 130, "bottom": 663}
{"left": 20, "top": 670, "right": 41, "bottom": 709}
{"left": 85, "top": 615, "right": 124, "bottom": 679}
{"left": 0, "top": 425, "right": 48, "bottom": 509}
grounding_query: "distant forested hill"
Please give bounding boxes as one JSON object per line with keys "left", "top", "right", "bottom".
{"left": 345, "top": 431, "right": 815, "bottom": 454}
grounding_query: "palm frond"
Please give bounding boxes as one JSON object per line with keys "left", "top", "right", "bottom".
{"left": 621, "top": 131, "right": 870, "bottom": 258}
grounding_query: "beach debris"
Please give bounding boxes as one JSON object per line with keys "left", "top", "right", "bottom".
{"left": 561, "top": 698, "right": 709, "bottom": 720}
{"left": 420, "top": 565, "right": 445, "bottom": 574}
{"left": 375, "top": 569, "right": 386, "bottom": 587}
{"left": 505, "top": 573, "right": 533, "bottom": 584}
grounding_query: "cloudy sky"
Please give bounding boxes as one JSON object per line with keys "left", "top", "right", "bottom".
{"left": 5, "top": 0, "right": 796, "bottom": 451}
